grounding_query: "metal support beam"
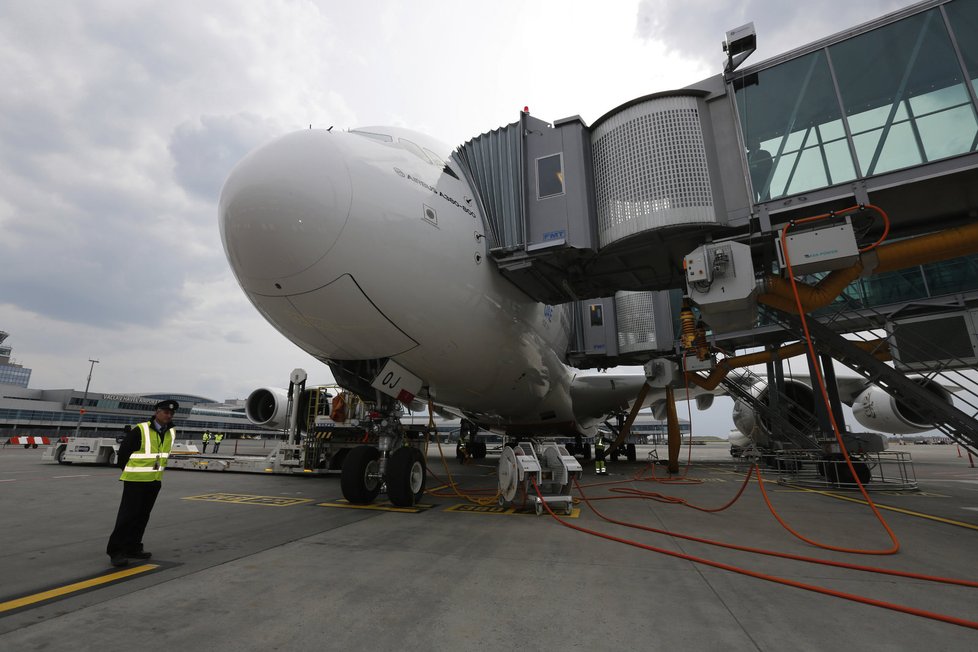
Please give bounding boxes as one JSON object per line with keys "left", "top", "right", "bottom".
{"left": 665, "top": 386, "right": 681, "bottom": 473}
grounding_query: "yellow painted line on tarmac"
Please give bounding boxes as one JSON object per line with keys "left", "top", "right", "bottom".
{"left": 792, "top": 488, "right": 978, "bottom": 531}
{"left": 317, "top": 500, "right": 434, "bottom": 513}
{"left": 0, "top": 564, "right": 159, "bottom": 614}
{"left": 183, "top": 492, "right": 313, "bottom": 507}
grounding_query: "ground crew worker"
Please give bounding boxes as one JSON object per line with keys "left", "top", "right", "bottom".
{"left": 106, "top": 399, "right": 178, "bottom": 567}
{"left": 594, "top": 435, "right": 607, "bottom": 475}
{"left": 201, "top": 430, "right": 211, "bottom": 453}
{"left": 213, "top": 432, "right": 224, "bottom": 453}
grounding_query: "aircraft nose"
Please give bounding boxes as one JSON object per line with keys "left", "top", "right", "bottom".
{"left": 219, "top": 130, "right": 352, "bottom": 286}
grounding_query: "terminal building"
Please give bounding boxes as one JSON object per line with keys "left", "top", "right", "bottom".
{"left": 0, "top": 384, "right": 280, "bottom": 441}
{"left": 0, "top": 329, "right": 280, "bottom": 441}
{"left": 0, "top": 331, "right": 31, "bottom": 388}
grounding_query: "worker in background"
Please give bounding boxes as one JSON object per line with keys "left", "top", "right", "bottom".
{"left": 594, "top": 435, "right": 608, "bottom": 475}
{"left": 213, "top": 432, "right": 224, "bottom": 453}
{"left": 201, "top": 430, "right": 211, "bottom": 453}
{"left": 106, "top": 399, "right": 178, "bottom": 567}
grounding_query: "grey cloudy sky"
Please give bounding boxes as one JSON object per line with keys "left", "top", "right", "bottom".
{"left": 0, "top": 0, "right": 916, "bottom": 434}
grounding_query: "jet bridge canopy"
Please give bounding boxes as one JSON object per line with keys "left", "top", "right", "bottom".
{"left": 453, "top": 92, "right": 751, "bottom": 304}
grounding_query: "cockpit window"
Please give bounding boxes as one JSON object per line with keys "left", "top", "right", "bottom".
{"left": 352, "top": 131, "right": 459, "bottom": 179}
{"left": 398, "top": 138, "right": 431, "bottom": 163}
{"left": 425, "top": 148, "right": 460, "bottom": 179}
{"left": 351, "top": 130, "right": 393, "bottom": 143}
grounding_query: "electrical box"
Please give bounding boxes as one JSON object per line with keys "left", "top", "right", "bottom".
{"left": 686, "top": 241, "right": 758, "bottom": 333}
{"left": 776, "top": 220, "right": 859, "bottom": 276}
{"left": 644, "top": 358, "right": 679, "bottom": 388}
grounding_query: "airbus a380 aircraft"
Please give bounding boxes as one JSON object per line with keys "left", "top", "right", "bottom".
{"left": 218, "top": 126, "right": 722, "bottom": 502}
{"left": 218, "top": 125, "right": 951, "bottom": 505}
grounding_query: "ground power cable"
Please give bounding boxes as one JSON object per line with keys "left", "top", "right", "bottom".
{"left": 422, "top": 399, "right": 499, "bottom": 506}
{"left": 529, "top": 478, "right": 978, "bottom": 631}
{"left": 775, "top": 203, "right": 901, "bottom": 554}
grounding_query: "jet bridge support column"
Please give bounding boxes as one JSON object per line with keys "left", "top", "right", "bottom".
{"left": 665, "top": 386, "right": 681, "bottom": 474}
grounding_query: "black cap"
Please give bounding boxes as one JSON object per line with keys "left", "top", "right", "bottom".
{"left": 154, "top": 399, "right": 179, "bottom": 412}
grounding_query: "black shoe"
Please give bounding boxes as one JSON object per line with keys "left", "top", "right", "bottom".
{"left": 127, "top": 550, "right": 152, "bottom": 560}
{"left": 110, "top": 554, "right": 130, "bottom": 567}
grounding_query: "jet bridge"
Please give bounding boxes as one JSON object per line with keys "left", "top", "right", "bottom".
{"left": 453, "top": 91, "right": 752, "bottom": 305}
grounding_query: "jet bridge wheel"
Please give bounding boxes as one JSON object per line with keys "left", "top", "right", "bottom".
{"left": 497, "top": 445, "right": 520, "bottom": 504}
{"left": 387, "top": 446, "right": 427, "bottom": 507}
{"left": 341, "top": 445, "right": 382, "bottom": 504}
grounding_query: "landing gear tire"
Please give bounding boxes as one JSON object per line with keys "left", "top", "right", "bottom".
{"left": 455, "top": 442, "right": 465, "bottom": 463}
{"left": 535, "top": 502, "right": 543, "bottom": 516}
{"left": 341, "top": 445, "right": 382, "bottom": 504}
{"left": 387, "top": 447, "right": 427, "bottom": 507}
{"left": 626, "top": 443, "right": 637, "bottom": 462}
{"left": 582, "top": 443, "right": 591, "bottom": 461}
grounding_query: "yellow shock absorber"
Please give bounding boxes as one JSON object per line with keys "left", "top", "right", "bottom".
{"left": 680, "top": 301, "right": 697, "bottom": 351}
{"left": 693, "top": 320, "right": 710, "bottom": 361}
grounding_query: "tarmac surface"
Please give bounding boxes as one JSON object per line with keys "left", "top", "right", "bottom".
{"left": 2, "top": 439, "right": 978, "bottom": 651}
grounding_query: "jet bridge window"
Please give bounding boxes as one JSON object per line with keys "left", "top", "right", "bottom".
{"left": 589, "top": 303, "right": 604, "bottom": 326}
{"left": 537, "top": 153, "right": 565, "bottom": 199}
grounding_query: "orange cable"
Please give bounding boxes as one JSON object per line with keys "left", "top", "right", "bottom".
{"left": 530, "top": 478, "right": 978, "bottom": 631}
{"left": 777, "top": 204, "right": 900, "bottom": 554}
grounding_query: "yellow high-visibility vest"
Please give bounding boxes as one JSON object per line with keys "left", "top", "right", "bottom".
{"left": 120, "top": 421, "right": 175, "bottom": 482}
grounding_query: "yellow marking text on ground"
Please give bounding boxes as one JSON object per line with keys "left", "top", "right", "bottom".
{"left": 184, "top": 493, "right": 313, "bottom": 507}
{"left": 317, "top": 500, "right": 434, "bottom": 513}
{"left": 0, "top": 564, "right": 159, "bottom": 614}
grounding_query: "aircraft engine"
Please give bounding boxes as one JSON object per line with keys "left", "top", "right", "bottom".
{"left": 245, "top": 387, "right": 291, "bottom": 430}
{"left": 731, "top": 379, "right": 817, "bottom": 447}
{"left": 850, "top": 379, "right": 952, "bottom": 434}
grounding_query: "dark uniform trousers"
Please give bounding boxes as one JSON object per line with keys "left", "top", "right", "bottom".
{"left": 106, "top": 480, "right": 161, "bottom": 556}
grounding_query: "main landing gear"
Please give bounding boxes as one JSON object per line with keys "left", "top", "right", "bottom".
{"left": 339, "top": 406, "right": 427, "bottom": 508}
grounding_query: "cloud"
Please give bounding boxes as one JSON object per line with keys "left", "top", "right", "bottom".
{"left": 636, "top": 0, "right": 919, "bottom": 67}
{"left": 169, "top": 113, "right": 282, "bottom": 201}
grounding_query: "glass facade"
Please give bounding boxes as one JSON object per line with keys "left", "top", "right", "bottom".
{"left": 734, "top": 1, "right": 978, "bottom": 202}
{"left": 806, "top": 253, "right": 978, "bottom": 315}
{"left": 0, "top": 364, "right": 31, "bottom": 388}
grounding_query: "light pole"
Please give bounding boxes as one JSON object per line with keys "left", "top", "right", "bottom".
{"left": 73, "top": 359, "right": 99, "bottom": 438}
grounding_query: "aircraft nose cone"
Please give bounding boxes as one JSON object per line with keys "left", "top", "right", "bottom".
{"left": 219, "top": 130, "right": 352, "bottom": 286}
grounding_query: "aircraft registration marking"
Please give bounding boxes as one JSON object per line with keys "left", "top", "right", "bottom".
{"left": 317, "top": 500, "right": 434, "bottom": 513}
{"left": 0, "top": 564, "right": 160, "bottom": 615}
{"left": 183, "top": 493, "right": 313, "bottom": 507}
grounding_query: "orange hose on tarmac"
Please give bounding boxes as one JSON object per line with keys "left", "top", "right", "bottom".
{"left": 531, "top": 479, "right": 978, "bottom": 631}
{"left": 573, "top": 478, "right": 978, "bottom": 589}
{"left": 773, "top": 211, "right": 901, "bottom": 555}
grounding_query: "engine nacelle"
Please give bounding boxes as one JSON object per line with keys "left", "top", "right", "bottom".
{"left": 245, "top": 387, "right": 291, "bottom": 430}
{"left": 731, "top": 379, "right": 817, "bottom": 447}
{"left": 851, "top": 379, "right": 952, "bottom": 434}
